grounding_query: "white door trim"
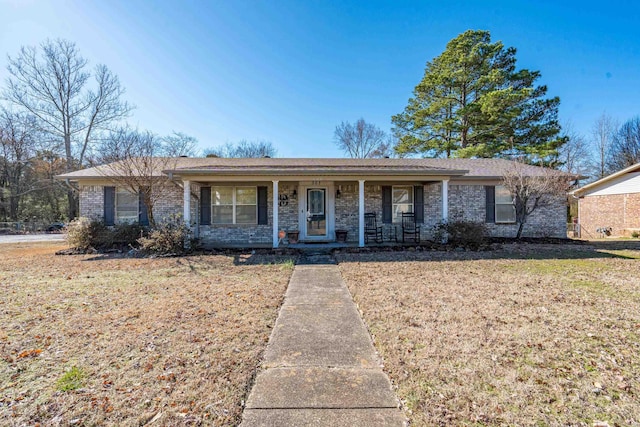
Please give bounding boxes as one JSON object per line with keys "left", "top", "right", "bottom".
{"left": 299, "top": 182, "right": 335, "bottom": 241}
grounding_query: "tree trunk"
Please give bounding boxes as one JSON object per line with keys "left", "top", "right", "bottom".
{"left": 516, "top": 221, "right": 525, "bottom": 239}
{"left": 9, "top": 194, "right": 19, "bottom": 221}
{"left": 148, "top": 209, "right": 156, "bottom": 229}
{"left": 67, "top": 188, "right": 78, "bottom": 220}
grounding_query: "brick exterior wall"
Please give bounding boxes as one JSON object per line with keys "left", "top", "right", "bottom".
{"left": 79, "top": 185, "right": 104, "bottom": 220}
{"left": 198, "top": 184, "right": 272, "bottom": 247}
{"left": 579, "top": 193, "right": 640, "bottom": 238}
{"left": 277, "top": 183, "right": 299, "bottom": 233}
{"left": 153, "top": 184, "right": 185, "bottom": 223}
{"left": 78, "top": 183, "right": 185, "bottom": 224}
{"left": 447, "top": 184, "right": 566, "bottom": 238}
{"left": 424, "top": 182, "right": 443, "bottom": 238}
{"left": 79, "top": 180, "right": 567, "bottom": 246}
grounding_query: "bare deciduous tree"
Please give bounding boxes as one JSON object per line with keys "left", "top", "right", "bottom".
{"left": 96, "top": 128, "right": 179, "bottom": 228}
{"left": 607, "top": 117, "right": 640, "bottom": 173}
{"left": 557, "top": 122, "right": 592, "bottom": 179}
{"left": 334, "top": 118, "right": 390, "bottom": 158}
{"left": 590, "top": 112, "right": 617, "bottom": 179}
{"left": 26, "top": 150, "right": 67, "bottom": 222}
{"left": 0, "top": 110, "right": 39, "bottom": 220}
{"left": 161, "top": 132, "right": 199, "bottom": 157}
{"left": 205, "top": 140, "right": 276, "bottom": 158}
{"left": 502, "top": 161, "right": 571, "bottom": 239}
{"left": 3, "top": 39, "right": 132, "bottom": 218}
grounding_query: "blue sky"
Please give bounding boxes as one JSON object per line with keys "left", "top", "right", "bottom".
{"left": 1, "top": 0, "right": 639, "bottom": 157}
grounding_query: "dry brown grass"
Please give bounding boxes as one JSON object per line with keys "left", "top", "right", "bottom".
{"left": 338, "top": 244, "right": 640, "bottom": 426}
{"left": 0, "top": 242, "right": 294, "bottom": 426}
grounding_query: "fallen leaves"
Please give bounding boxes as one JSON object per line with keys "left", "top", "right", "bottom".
{"left": 339, "top": 244, "right": 640, "bottom": 426}
{"left": 0, "top": 242, "right": 293, "bottom": 426}
{"left": 17, "top": 348, "right": 42, "bottom": 359}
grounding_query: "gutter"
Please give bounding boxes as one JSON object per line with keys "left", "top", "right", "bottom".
{"left": 163, "top": 168, "right": 470, "bottom": 177}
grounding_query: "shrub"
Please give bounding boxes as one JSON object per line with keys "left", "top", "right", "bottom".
{"left": 66, "top": 217, "right": 111, "bottom": 250}
{"left": 66, "top": 218, "right": 146, "bottom": 250}
{"left": 57, "top": 366, "right": 86, "bottom": 392}
{"left": 113, "top": 222, "right": 146, "bottom": 246}
{"left": 138, "top": 218, "right": 191, "bottom": 255}
{"left": 433, "top": 220, "right": 488, "bottom": 249}
{"left": 632, "top": 231, "right": 639, "bottom": 238}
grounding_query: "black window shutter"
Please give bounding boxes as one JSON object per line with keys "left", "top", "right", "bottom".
{"left": 138, "top": 188, "right": 149, "bottom": 226}
{"left": 104, "top": 186, "right": 115, "bottom": 226}
{"left": 200, "top": 187, "right": 211, "bottom": 225}
{"left": 257, "top": 186, "right": 268, "bottom": 225}
{"left": 414, "top": 185, "right": 424, "bottom": 223}
{"left": 485, "top": 185, "right": 496, "bottom": 223}
{"left": 382, "top": 186, "right": 392, "bottom": 223}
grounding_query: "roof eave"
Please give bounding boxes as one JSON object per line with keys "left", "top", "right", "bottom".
{"left": 164, "top": 168, "right": 470, "bottom": 177}
{"left": 571, "top": 163, "right": 640, "bottom": 196}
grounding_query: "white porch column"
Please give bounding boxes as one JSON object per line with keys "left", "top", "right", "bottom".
{"left": 441, "top": 179, "right": 449, "bottom": 222}
{"left": 183, "top": 180, "right": 191, "bottom": 226}
{"left": 272, "top": 180, "right": 279, "bottom": 248}
{"left": 358, "top": 180, "right": 365, "bottom": 247}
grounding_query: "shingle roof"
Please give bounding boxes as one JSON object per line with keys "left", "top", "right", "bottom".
{"left": 57, "top": 157, "right": 561, "bottom": 180}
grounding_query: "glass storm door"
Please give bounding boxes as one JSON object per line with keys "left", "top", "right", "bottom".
{"left": 306, "top": 188, "right": 326, "bottom": 237}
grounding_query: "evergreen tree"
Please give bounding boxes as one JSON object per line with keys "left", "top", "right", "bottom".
{"left": 392, "top": 30, "right": 564, "bottom": 164}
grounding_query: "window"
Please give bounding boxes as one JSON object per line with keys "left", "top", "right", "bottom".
{"left": 116, "top": 188, "right": 138, "bottom": 223}
{"left": 212, "top": 186, "right": 257, "bottom": 224}
{"left": 495, "top": 185, "right": 516, "bottom": 223}
{"left": 392, "top": 186, "right": 413, "bottom": 222}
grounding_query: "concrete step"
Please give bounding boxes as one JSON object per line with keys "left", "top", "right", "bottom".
{"left": 241, "top": 408, "right": 406, "bottom": 427}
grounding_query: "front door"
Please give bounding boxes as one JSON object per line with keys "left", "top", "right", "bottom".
{"left": 306, "top": 188, "right": 326, "bottom": 237}
{"left": 299, "top": 183, "right": 334, "bottom": 241}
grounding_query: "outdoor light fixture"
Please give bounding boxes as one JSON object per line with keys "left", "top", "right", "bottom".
{"left": 291, "top": 189, "right": 297, "bottom": 199}
{"left": 336, "top": 189, "right": 341, "bottom": 199}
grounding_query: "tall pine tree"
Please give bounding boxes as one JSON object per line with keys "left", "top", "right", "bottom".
{"left": 392, "top": 30, "right": 565, "bottom": 164}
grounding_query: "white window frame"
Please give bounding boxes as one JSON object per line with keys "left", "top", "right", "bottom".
{"left": 211, "top": 186, "right": 258, "bottom": 225}
{"left": 115, "top": 187, "right": 138, "bottom": 224}
{"left": 392, "top": 185, "right": 414, "bottom": 223}
{"left": 495, "top": 185, "right": 516, "bottom": 223}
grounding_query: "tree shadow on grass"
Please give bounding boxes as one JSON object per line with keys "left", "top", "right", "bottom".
{"left": 79, "top": 251, "right": 299, "bottom": 273}
{"left": 75, "top": 240, "right": 640, "bottom": 264}
{"left": 333, "top": 241, "right": 640, "bottom": 264}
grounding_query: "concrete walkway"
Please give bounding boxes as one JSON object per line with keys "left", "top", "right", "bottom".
{"left": 241, "top": 256, "right": 406, "bottom": 426}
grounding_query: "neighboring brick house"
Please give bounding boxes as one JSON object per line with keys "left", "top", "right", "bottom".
{"left": 572, "top": 163, "right": 640, "bottom": 238}
{"left": 58, "top": 158, "right": 568, "bottom": 248}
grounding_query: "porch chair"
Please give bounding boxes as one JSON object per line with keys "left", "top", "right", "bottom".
{"left": 401, "top": 212, "right": 420, "bottom": 243}
{"left": 364, "top": 212, "right": 383, "bottom": 243}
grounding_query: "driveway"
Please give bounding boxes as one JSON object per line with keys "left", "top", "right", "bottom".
{"left": 0, "top": 234, "right": 65, "bottom": 244}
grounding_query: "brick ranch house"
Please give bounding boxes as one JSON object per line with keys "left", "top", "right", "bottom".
{"left": 572, "top": 162, "right": 640, "bottom": 238}
{"left": 58, "top": 157, "right": 568, "bottom": 248}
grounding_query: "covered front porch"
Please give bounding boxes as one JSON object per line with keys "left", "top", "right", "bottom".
{"left": 179, "top": 177, "right": 454, "bottom": 249}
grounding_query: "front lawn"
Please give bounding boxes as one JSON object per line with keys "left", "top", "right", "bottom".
{"left": 0, "top": 242, "right": 293, "bottom": 426}
{"left": 338, "top": 244, "right": 640, "bottom": 426}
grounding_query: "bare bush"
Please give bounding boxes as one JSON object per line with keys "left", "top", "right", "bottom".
{"left": 137, "top": 217, "right": 191, "bottom": 255}
{"left": 502, "top": 161, "right": 571, "bottom": 239}
{"left": 66, "top": 217, "right": 144, "bottom": 251}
